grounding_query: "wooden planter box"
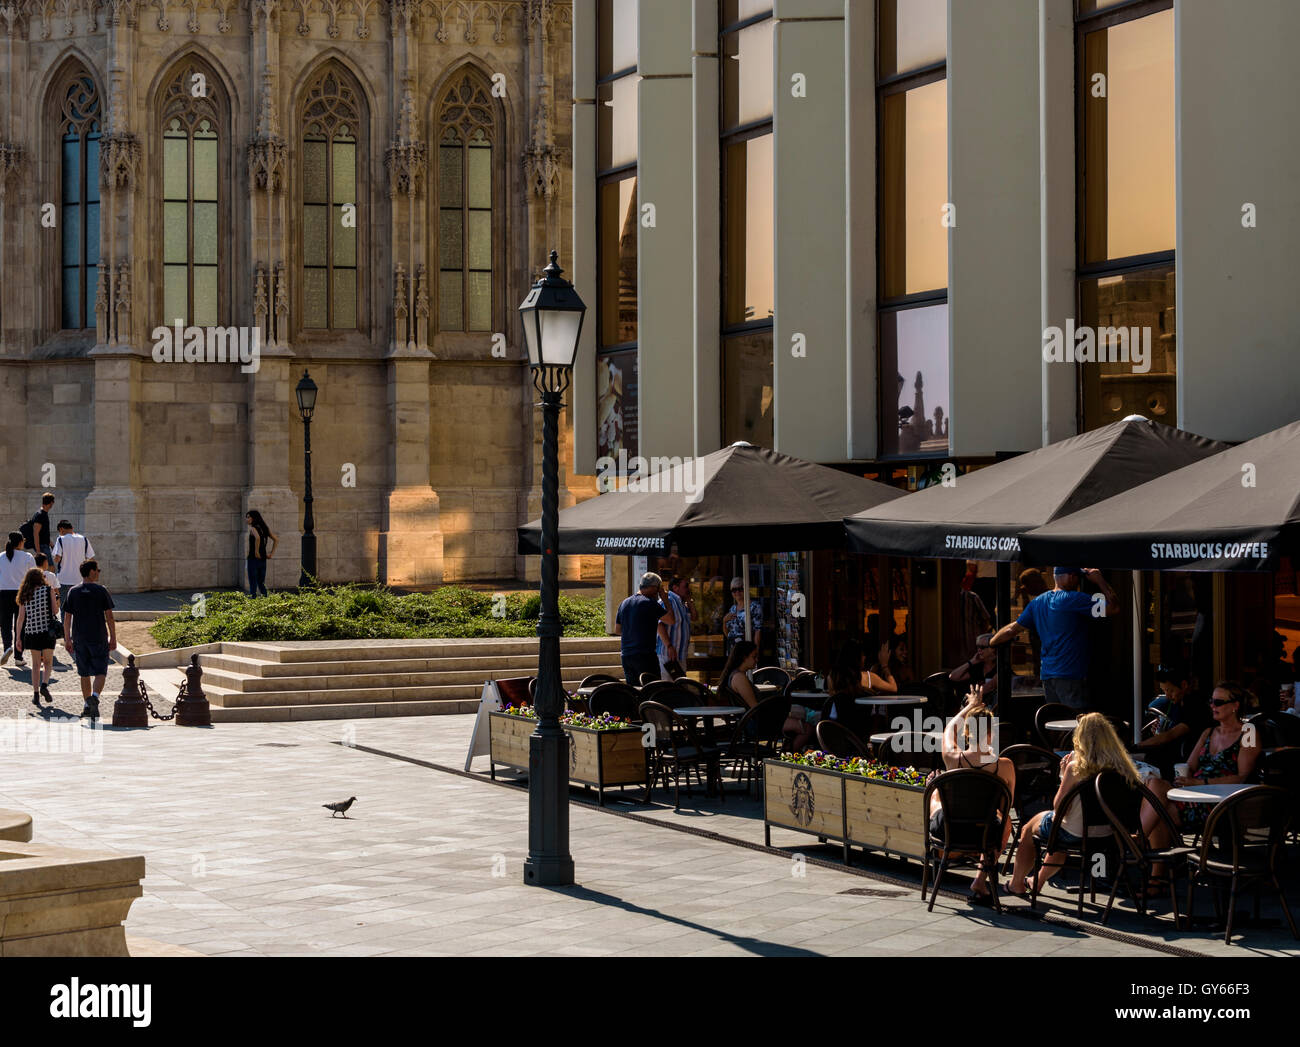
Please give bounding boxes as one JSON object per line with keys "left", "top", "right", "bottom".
{"left": 488, "top": 712, "right": 648, "bottom": 806}
{"left": 763, "top": 760, "right": 926, "bottom": 864}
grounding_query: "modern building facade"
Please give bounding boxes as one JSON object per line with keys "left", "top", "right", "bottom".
{"left": 571, "top": 0, "right": 1300, "bottom": 699}
{"left": 0, "top": 0, "right": 601, "bottom": 592}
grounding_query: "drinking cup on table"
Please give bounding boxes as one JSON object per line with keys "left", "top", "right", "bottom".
{"left": 1173, "top": 762, "right": 1190, "bottom": 781}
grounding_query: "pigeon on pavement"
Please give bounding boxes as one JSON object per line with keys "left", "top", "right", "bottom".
{"left": 323, "top": 797, "right": 357, "bottom": 818}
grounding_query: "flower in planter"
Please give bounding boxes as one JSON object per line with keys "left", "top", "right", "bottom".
{"left": 777, "top": 752, "right": 926, "bottom": 789}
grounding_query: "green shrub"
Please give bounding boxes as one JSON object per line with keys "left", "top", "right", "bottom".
{"left": 149, "top": 584, "right": 606, "bottom": 648}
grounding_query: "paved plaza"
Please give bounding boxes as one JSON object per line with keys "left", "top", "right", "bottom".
{"left": 3, "top": 709, "right": 1295, "bottom": 958}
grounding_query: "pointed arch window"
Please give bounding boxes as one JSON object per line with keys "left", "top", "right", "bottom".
{"left": 161, "top": 61, "right": 223, "bottom": 327}
{"left": 301, "top": 69, "right": 360, "bottom": 330}
{"left": 59, "top": 75, "right": 101, "bottom": 331}
{"left": 436, "top": 73, "right": 497, "bottom": 333}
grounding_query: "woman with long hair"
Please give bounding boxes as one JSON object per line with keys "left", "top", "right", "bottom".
{"left": 245, "top": 510, "right": 278, "bottom": 598}
{"left": 1006, "top": 712, "right": 1139, "bottom": 897}
{"left": 0, "top": 531, "right": 37, "bottom": 665}
{"left": 14, "top": 566, "right": 58, "bottom": 707}
{"left": 717, "top": 640, "right": 759, "bottom": 709}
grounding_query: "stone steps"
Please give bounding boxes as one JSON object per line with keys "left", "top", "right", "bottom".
{"left": 140, "top": 635, "right": 626, "bottom": 722}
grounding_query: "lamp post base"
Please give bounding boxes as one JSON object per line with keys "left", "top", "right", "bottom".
{"left": 523, "top": 725, "right": 574, "bottom": 887}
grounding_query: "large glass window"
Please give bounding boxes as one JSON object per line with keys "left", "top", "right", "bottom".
{"left": 58, "top": 74, "right": 101, "bottom": 331}
{"left": 160, "top": 59, "right": 222, "bottom": 328}
{"left": 721, "top": 4, "right": 774, "bottom": 448}
{"left": 437, "top": 72, "right": 497, "bottom": 333}
{"left": 878, "top": 1, "right": 948, "bottom": 457}
{"left": 300, "top": 67, "right": 361, "bottom": 331}
{"left": 1077, "top": 1, "right": 1175, "bottom": 432}
{"left": 597, "top": 0, "right": 640, "bottom": 459}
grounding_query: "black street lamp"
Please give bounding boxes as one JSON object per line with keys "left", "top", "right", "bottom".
{"left": 295, "top": 370, "right": 318, "bottom": 587}
{"left": 519, "top": 250, "right": 586, "bottom": 888}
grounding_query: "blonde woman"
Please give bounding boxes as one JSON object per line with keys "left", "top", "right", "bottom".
{"left": 1006, "top": 713, "right": 1139, "bottom": 897}
{"left": 14, "top": 567, "right": 59, "bottom": 708}
{"left": 929, "top": 687, "right": 1015, "bottom": 905}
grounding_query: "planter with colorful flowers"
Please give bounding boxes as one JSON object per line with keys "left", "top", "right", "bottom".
{"left": 489, "top": 706, "right": 647, "bottom": 806}
{"left": 763, "top": 752, "right": 928, "bottom": 864}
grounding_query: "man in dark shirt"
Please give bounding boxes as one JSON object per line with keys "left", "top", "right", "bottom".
{"left": 62, "top": 558, "right": 117, "bottom": 720}
{"left": 20, "top": 492, "right": 56, "bottom": 561}
{"left": 1131, "top": 662, "right": 1208, "bottom": 779}
{"left": 614, "top": 572, "right": 675, "bottom": 686}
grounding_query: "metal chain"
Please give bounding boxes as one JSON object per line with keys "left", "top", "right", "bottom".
{"left": 138, "top": 678, "right": 182, "bottom": 722}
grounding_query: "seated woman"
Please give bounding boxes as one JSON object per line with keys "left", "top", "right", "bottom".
{"left": 929, "top": 688, "right": 1016, "bottom": 905}
{"left": 716, "top": 640, "right": 760, "bottom": 709}
{"left": 819, "top": 642, "right": 896, "bottom": 736}
{"left": 873, "top": 633, "right": 914, "bottom": 688}
{"left": 1006, "top": 713, "right": 1139, "bottom": 898}
{"left": 1143, "top": 681, "right": 1261, "bottom": 848}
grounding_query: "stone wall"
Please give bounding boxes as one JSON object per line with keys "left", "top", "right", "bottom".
{"left": 0, "top": 0, "right": 601, "bottom": 592}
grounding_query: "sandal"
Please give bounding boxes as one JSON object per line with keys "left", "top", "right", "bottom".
{"left": 968, "top": 888, "right": 994, "bottom": 908}
{"left": 1133, "top": 879, "right": 1172, "bottom": 901}
{"left": 1001, "top": 883, "right": 1030, "bottom": 899}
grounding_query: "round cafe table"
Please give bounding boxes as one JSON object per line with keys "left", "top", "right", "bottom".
{"left": 1045, "top": 719, "right": 1079, "bottom": 732}
{"left": 855, "top": 695, "right": 927, "bottom": 707}
{"left": 1166, "top": 784, "right": 1253, "bottom": 805}
{"left": 669, "top": 707, "right": 746, "bottom": 797}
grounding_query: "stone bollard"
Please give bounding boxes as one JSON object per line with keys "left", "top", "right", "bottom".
{"left": 175, "top": 653, "right": 212, "bottom": 727}
{"left": 111, "top": 654, "right": 149, "bottom": 728}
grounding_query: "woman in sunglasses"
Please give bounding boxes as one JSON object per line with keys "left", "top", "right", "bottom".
{"left": 1143, "top": 681, "right": 1261, "bottom": 842}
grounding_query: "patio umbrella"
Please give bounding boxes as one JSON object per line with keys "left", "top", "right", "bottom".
{"left": 518, "top": 443, "right": 906, "bottom": 557}
{"left": 842, "top": 417, "right": 1229, "bottom": 563}
{"left": 1019, "top": 419, "right": 1300, "bottom": 571}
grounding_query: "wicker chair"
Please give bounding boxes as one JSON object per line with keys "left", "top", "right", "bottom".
{"left": 753, "top": 666, "right": 791, "bottom": 688}
{"left": 814, "top": 719, "right": 869, "bottom": 759}
{"left": 920, "top": 769, "right": 1012, "bottom": 913}
{"left": 639, "top": 701, "right": 722, "bottom": 810}
{"left": 589, "top": 682, "right": 645, "bottom": 723}
{"left": 1034, "top": 703, "right": 1077, "bottom": 751}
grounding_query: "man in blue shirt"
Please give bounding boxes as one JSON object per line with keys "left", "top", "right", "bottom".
{"left": 615, "top": 572, "right": 676, "bottom": 686}
{"left": 989, "top": 566, "right": 1118, "bottom": 712}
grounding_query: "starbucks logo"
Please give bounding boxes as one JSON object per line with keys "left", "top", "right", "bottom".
{"left": 789, "top": 772, "right": 816, "bottom": 827}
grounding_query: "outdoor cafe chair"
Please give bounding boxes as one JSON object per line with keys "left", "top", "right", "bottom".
{"left": 1027, "top": 779, "right": 1118, "bottom": 918}
{"left": 875, "top": 731, "right": 943, "bottom": 772}
{"left": 639, "top": 680, "right": 694, "bottom": 710}
{"left": 920, "top": 769, "right": 1012, "bottom": 913}
{"left": 579, "top": 673, "right": 620, "bottom": 691}
{"left": 673, "top": 677, "right": 713, "bottom": 703}
{"left": 1185, "top": 785, "right": 1299, "bottom": 946}
{"left": 639, "top": 701, "right": 722, "bottom": 811}
{"left": 786, "top": 671, "right": 819, "bottom": 697}
{"left": 752, "top": 666, "right": 791, "bottom": 688}
{"left": 814, "top": 719, "right": 869, "bottom": 760}
{"left": 999, "top": 744, "right": 1061, "bottom": 874}
{"left": 923, "top": 672, "right": 958, "bottom": 715}
{"left": 589, "top": 682, "right": 645, "bottom": 724}
{"left": 1259, "top": 747, "right": 1300, "bottom": 839}
{"left": 1094, "top": 771, "right": 1193, "bottom": 928}
{"left": 727, "top": 695, "right": 792, "bottom": 795}
{"left": 639, "top": 671, "right": 660, "bottom": 687}
{"left": 1034, "top": 702, "right": 1077, "bottom": 751}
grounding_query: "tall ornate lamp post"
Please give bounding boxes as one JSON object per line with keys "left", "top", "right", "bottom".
{"left": 519, "top": 251, "right": 586, "bottom": 887}
{"left": 295, "top": 370, "right": 319, "bottom": 587}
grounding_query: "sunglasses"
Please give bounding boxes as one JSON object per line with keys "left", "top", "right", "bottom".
{"left": 1210, "top": 698, "right": 1238, "bottom": 707}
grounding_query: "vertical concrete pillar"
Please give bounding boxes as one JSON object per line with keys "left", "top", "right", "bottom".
{"left": 244, "top": 350, "right": 299, "bottom": 593}
{"left": 1176, "top": 0, "right": 1300, "bottom": 442}
{"left": 845, "top": 0, "right": 878, "bottom": 461}
{"left": 571, "top": 0, "right": 599, "bottom": 475}
{"left": 637, "top": 0, "right": 695, "bottom": 460}
{"left": 772, "top": 1, "right": 846, "bottom": 462}
{"left": 947, "top": 0, "right": 1041, "bottom": 457}
{"left": 381, "top": 353, "right": 443, "bottom": 586}
{"left": 1040, "top": 0, "right": 1076, "bottom": 446}
{"left": 692, "top": 0, "right": 721, "bottom": 457}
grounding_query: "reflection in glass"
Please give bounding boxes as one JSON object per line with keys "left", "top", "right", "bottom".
{"left": 882, "top": 79, "right": 948, "bottom": 298}
{"left": 723, "top": 134, "right": 774, "bottom": 327}
{"left": 598, "top": 0, "right": 638, "bottom": 78}
{"left": 598, "top": 76, "right": 639, "bottom": 171}
{"left": 723, "top": 330, "right": 774, "bottom": 448}
{"left": 878, "top": 0, "right": 947, "bottom": 78}
{"left": 880, "top": 303, "right": 950, "bottom": 457}
{"left": 1083, "top": 9, "right": 1175, "bottom": 263}
{"left": 722, "top": 17, "right": 774, "bottom": 130}
{"left": 1079, "top": 266, "right": 1176, "bottom": 431}
{"left": 599, "top": 176, "right": 638, "bottom": 347}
